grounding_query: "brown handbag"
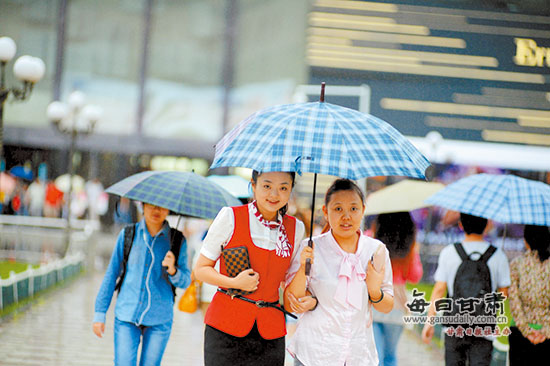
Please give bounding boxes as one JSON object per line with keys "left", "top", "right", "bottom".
{"left": 220, "top": 245, "right": 254, "bottom": 296}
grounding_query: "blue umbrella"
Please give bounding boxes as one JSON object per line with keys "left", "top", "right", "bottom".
{"left": 212, "top": 100, "right": 429, "bottom": 180}
{"left": 211, "top": 84, "right": 430, "bottom": 273}
{"left": 106, "top": 171, "right": 242, "bottom": 220}
{"left": 425, "top": 174, "right": 550, "bottom": 226}
{"left": 9, "top": 165, "right": 34, "bottom": 181}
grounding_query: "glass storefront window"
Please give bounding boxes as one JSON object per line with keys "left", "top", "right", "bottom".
{"left": 1, "top": 0, "right": 57, "bottom": 128}
{"left": 62, "top": 0, "right": 143, "bottom": 135}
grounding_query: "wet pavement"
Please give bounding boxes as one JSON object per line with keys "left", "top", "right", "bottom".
{"left": 0, "top": 271, "right": 444, "bottom": 366}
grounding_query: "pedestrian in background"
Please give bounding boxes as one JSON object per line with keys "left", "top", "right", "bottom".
{"left": 93, "top": 203, "right": 191, "bottom": 366}
{"left": 372, "top": 212, "right": 423, "bottom": 366}
{"left": 422, "top": 213, "right": 510, "bottom": 366}
{"left": 508, "top": 224, "right": 550, "bottom": 364}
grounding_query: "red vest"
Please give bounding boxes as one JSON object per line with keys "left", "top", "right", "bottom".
{"left": 204, "top": 205, "right": 296, "bottom": 339}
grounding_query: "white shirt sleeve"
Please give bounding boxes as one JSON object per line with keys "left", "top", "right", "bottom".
{"left": 286, "top": 237, "right": 308, "bottom": 285}
{"left": 200, "top": 207, "right": 235, "bottom": 261}
{"left": 433, "top": 245, "right": 452, "bottom": 283}
{"left": 290, "top": 219, "right": 306, "bottom": 264}
{"left": 381, "top": 246, "right": 394, "bottom": 297}
{"left": 495, "top": 249, "right": 511, "bottom": 289}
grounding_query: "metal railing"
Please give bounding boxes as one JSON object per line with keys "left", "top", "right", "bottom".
{"left": 0, "top": 214, "right": 100, "bottom": 311}
{"left": 0, "top": 253, "right": 84, "bottom": 311}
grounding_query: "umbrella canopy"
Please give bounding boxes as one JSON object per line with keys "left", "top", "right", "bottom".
{"left": 55, "top": 174, "right": 86, "bottom": 193}
{"left": 425, "top": 173, "right": 550, "bottom": 226}
{"left": 106, "top": 171, "right": 242, "bottom": 220}
{"left": 210, "top": 86, "right": 431, "bottom": 275}
{"left": 9, "top": 165, "right": 34, "bottom": 181}
{"left": 211, "top": 101, "right": 430, "bottom": 180}
{"left": 365, "top": 179, "right": 444, "bottom": 215}
{"left": 206, "top": 174, "right": 251, "bottom": 199}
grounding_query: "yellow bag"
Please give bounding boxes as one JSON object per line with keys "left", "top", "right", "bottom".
{"left": 178, "top": 280, "right": 198, "bottom": 313}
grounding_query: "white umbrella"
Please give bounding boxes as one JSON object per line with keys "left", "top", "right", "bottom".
{"left": 206, "top": 174, "right": 251, "bottom": 199}
{"left": 365, "top": 179, "right": 444, "bottom": 215}
{"left": 54, "top": 174, "right": 85, "bottom": 193}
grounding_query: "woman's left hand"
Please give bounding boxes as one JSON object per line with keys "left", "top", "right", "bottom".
{"left": 366, "top": 260, "right": 385, "bottom": 299}
{"left": 287, "top": 292, "right": 317, "bottom": 313}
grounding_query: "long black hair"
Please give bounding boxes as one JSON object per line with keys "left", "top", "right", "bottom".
{"left": 524, "top": 225, "right": 550, "bottom": 262}
{"left": 375, "top": 212, "right": 416, "bottom": 259}
{"left": 251, "top": 170, "right": 296, "bottom": 217}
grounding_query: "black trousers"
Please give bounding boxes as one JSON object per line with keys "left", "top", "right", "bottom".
{"left": 509, "top": 326, "right": 550, "bottom": 366}
{"left": 444, "top": 334, "right": 493, "bottom": 366}
{"left": 204, "top": 323, "right": 285, "bottom": 366}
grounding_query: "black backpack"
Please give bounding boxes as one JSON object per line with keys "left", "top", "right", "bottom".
{"left": 444, "top": 243, "right": 497, "bottom": 329}
{"left": 114, "top": 223, "right": 184, "bottom": 299}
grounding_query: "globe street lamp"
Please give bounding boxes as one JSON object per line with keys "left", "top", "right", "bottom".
{"left": 47, "top": 90, "right": 102, "bottom": 256}
{"left": 0, "top": 36, "right": 45, "bottom": 203}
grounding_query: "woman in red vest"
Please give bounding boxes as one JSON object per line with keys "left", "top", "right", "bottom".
{"left": 194, "top": 170, "right": 310, "bottom": 365}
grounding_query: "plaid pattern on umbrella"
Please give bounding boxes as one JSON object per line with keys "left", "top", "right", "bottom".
{"left": 211, "top": 102, "right": 430, "bottom": 180}
{"left": 106, "top": 171, "right": 241, "bottom": 220}
{"left": 425, "top": 174, "right": 550, "bottom": 226}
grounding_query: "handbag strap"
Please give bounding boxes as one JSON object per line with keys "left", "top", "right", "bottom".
{"left": 217, "top": 288, "right": 297, "bottom": 319}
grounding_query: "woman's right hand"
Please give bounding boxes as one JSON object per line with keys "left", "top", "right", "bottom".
{"left": 232, "top": 268, "right": 260, "bottom": 291}
{"left": 300, "top": 245, "right": 314, "bottom": 270}
{"left": 93, "top": 322, "right": 105, "bottom": 338}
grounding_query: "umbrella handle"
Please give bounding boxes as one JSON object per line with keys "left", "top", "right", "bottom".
{"left": 304, "top": 238, "right": 313, "bottom": 276}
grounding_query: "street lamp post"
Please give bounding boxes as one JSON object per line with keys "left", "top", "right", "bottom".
{"left": 0, "top": 36, "right": 45, "bottom": 203}
{"left": 47, "top": 91, "right": 102, "bottom": 256}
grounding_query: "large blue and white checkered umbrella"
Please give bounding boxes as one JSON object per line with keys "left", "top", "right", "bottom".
{"left": 211, "top": 94, "right": 431, "bottom": 275}
{"left": 106, "top": 171, "right": 241, "bottom": 220}
{"left": 425, "top": 174, "right": 550, "bottom": 226}
{"left": 211, "top": 101, "right": 430, "bottom": 180}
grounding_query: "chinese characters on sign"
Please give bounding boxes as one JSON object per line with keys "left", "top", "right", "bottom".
{"left": 403, "top": 289, "right": 510, "bottom": 338}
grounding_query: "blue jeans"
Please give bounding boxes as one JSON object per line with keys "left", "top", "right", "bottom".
{"left": 114, "top": 318, "right": 173, "bottom": 366}
{"left": 372, "top": 322, "right": 404, "bottom": 366}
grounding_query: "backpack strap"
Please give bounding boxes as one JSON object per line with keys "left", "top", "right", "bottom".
{"left": 480, "top": 245, "right": 497, "bottom": 263}
{"left": 453, "top": 243, "right": 468, "bottom": 261}
{"left": 115, "top": 223, "right": 136, "bottom": 293}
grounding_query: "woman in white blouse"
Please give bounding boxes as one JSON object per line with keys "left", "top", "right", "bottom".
{"left": 194, "top": 170, "right": 308, "bottom": 366}
{"left": 285, "top": 178, "right": 394, "bottom": 366}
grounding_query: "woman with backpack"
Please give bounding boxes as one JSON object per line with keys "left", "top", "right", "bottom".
{"left": 93, "top": 203, "right": 191, "bottom": 366}
{"left": 509, "top": 224, "right": 550, "bottom": 364}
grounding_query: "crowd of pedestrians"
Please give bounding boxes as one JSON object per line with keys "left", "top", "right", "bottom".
{"left": 90, "top": 167, "right": 550, "bottom": 366}
{"left": 0, "top": 169, "right": 108, "bottom": 221}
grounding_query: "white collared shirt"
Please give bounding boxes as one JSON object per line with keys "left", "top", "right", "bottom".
{"left": 286, "top": 231, "right": 394, "bottom": 366}
{"left": 200, "top": 206, "right": 305, "bottom": 262}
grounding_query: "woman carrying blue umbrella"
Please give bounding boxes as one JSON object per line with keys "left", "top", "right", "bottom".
{"left": 285, "top": 179, "right": 394, "bottom": 366}
{"left": 194, "top": 170, "right": 312, "bottom": 366}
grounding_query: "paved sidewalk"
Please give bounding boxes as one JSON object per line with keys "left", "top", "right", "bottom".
{"left": 0, "top": 271, "right": 444, "bottom": 365}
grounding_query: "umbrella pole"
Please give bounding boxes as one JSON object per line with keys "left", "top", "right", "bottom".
{"left": 305, "top": 173, "right": 317, "bottom": 276}
{"left": 501, "top": 223, "right": 507, "bottom": 249}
